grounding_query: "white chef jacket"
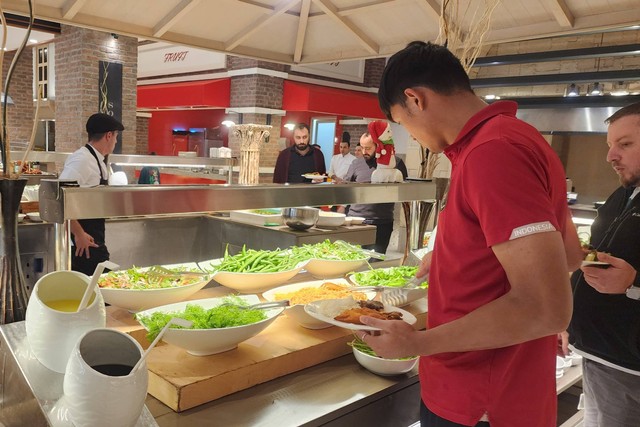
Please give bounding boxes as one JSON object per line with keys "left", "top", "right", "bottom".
{"left": 328, "top": 153, "right": 356, "bottom": 180}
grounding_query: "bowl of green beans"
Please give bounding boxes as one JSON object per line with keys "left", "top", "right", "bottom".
{"left": 198, "top": 247, "right": 306, "bottom": 294}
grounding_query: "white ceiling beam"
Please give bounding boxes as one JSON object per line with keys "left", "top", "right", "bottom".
{"left": 226, "top": 0, "right": 300, "bottom": 51}
{"left": 545, "top": 0, "right": 575, "bottom": 28}
{"left": 339, "top": 0, "right": 398, "bottom": 17}
{"left": 236, "top": 0, "right": 301, "bottom": 17}
{"left": 62, "top": 0, "right": 88, "bottom": 20}
{"left": 312, "top": 0, "right": 379, "bottom": 54}
{"left": 294, "top": 0, "right": 312, "bottom": 63}
{"left": 414, "top": 0, "right": 441, "bottom": 23}
{"left": 153, "top": 0, "right": 202, "bottom": 38}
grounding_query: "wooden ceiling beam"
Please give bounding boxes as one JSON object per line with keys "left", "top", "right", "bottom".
{"left": 61, "top": 0, "right": 88, "bottom": 20}
{"left": 312, "top": 0, "right": 379, "bottom": 54}
{"left": 545, "top": 0, "right": 575, "bottom": 28}
{"left": 226, "top": 0, "right": 300, "bottom": 51}
{"left": 294, "top": 0, "right": 311, "bottom": 63}
{"left": 153, "top": 0, "right": 201, "bottom": 38}
{"left": 339, "top": 0, "right": 398, "bottom": 17}
{"left": 414, "top": 0, "right": 441, "bottom": 23}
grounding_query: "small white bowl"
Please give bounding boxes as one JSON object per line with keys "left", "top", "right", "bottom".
{"left": 18, "top": 213, "right": 26, "bottom": 223}
{"left": 352, "top": 346, "right": 418, "bottom": 376}
{"left": 317, "top": 211, "right": 346, "bottom": 227}
{"left": 27, "top": 212, "right": 42, "bottom": 222}
{"left": 135, "top": 295, "right": 284, "bottom": 356}
{"left": 348, "top": 216, "right": 366, "bottom": 225}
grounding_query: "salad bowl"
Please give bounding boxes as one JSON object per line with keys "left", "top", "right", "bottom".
{"left": 348, "top": 266, "right": 427, "bottom": 307}
{"left": 135, "top": 295, "right": 284, "bottom": 356}
{"left": 98, "top": 266, "right": 212, "bottom": 312}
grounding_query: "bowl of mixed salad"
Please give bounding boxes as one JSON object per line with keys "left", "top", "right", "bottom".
{"left": 293, "top": 240, "right": 370, "bottom": 279}
{"left": 135, "top": 295, "right": 284, "bottom": 356}
{"left": 98, "top": 265, "right": 212, "bottom": 312}
{"left": 349, "top": 338, "right": 418, "bottom": 376}
{"left": 348, "top": 266, "right": 427, "bottom": 307}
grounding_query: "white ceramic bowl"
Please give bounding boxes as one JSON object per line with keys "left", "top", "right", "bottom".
{"left": 348, "top": 216, "right": 366, "bottom": 225}
{"left": 26, "top": 270, "right": 106, "bottom": 373}
{"left": 98, "top": 278, "right": 211, "bottom": 312}
{"left": 347, "top": 267, "right": 428, "bottom": 307}
{"left": 316, "top": 211, "right": 346, "bottom": 227}
{"left": 135, "top": 295, "right": 284, "bottom": 356}
{"left": 352, "top": 346, "right": 418, "bottom": 376}
{"left": 18, "top": 213, "right": 26, "bottom": 223}
{"left": 63, "top": 328, "right": 147, "bottom": 427}
{"left": 262, "top": 279, "right": 373, "bottom": 329}
{"left": 303, "top": 258, "right": 368, "bottom": 279}
{"left": 27, "top": 212, "right": 42, "bottom": 222}
{"left": 199, "top": 258, "right": 305, "bottom": 293}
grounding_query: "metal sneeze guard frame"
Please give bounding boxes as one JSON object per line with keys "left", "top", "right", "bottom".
{"left": 38, "top": 179, "right": 436, "bottom": 270}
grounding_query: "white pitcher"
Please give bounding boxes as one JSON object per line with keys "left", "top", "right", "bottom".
{"left": 63, "top": 328, "right": 148, "bottom": 427}
{"left": 25, "top": 270, "right": 106, "bottom": 373}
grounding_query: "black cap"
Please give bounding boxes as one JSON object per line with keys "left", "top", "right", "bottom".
{"left": 86, "top": 113, "right": 124, "bottom": 134}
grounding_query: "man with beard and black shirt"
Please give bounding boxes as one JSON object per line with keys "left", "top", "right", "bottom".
{"left": 273, "top": 123, "right": 326, "bottom": 183}
{"left": 340, "top": 131, "right": 408, "bottom": 254}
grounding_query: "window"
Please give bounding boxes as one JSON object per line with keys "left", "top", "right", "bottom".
{"left": 33, "top": 43, "right": 55, "bottom": 100}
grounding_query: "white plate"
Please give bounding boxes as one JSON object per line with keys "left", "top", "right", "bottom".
{"left": 262, "top": 279, "right": 374, "bottom": 329}
{"left": 581, "top": 260, "right": 610, "bottom": 268}
{"left": 304, "top": 299, "right": 416, "bottom": 331}
{"left": 302, "top": 174, "right": 327, "bottom": 180}
{"left": 136, "top": 295, "right": 284, "bottom": 356}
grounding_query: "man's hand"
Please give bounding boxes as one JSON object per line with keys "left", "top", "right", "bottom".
{"left": 74, "top": 230, "right": 99, "bottom": 258}
{"left": 416, "top": 250, "right": 432, "bottom": 279}
{"left": 557, "top": 331, "right": 569, "bottom": 356}
{"left": 581, "top": 252, "right": 637, "bottom": 294}
{"left": 359, "top": 317, "right": 422, "bottom": 359}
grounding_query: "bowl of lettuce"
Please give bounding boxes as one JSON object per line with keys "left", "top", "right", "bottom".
{"left": 291, "top": 240, "right": 369, "bottom": 279}
{"left": 350, "top": 338, "right": 418, "bottom": 376}
{"left": 135, "top": 295, "right": 284, "bottom": 356}
{"left": 348, "top": 266, "right": 427, "bottom": 307}
{"left": 98, "top": 265, "right": 212, "bottom": 312}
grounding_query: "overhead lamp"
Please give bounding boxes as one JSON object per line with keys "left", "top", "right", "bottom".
{"left": 611, "top": 81, "right": 630, "bottom": 96}
{"left": 221, "top": 119, "right": 235, "bottom": 127}
{"left": 589, "top": 82, "right": 603, "bottom": 96}
{"left": 284, "top": 122, "right": 296, "bottom": 131}
{"left": 565, "top": 83, "right": 579, "bottom": 97}
{"left": 484, "top": 94, "right": 497, "bottom": 100}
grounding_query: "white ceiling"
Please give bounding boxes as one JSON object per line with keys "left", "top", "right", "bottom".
{"left": 1, "top": 25, "right": 55, "bottom": 51}
{"left": 1, "top": 0, "right": 639, "bottom": 65}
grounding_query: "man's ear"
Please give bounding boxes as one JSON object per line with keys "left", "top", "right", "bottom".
{"left": 403, "top": 87, "right": 427, "bottom": 112}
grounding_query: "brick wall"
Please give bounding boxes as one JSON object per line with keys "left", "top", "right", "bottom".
{"left": 2, "top": 49, "right": 35, "bottom": 150}
{"left": 342, "top": 124, "right": 368, "bottom": 153}
{"left": 230, "top": 75, "right": 284, "bottom": 109}
{"left": 136, "top": 116, "right": 149, "bottom": 154}
{"left": 227, "top": 115, "right": 282, "bottom": 169}
{"left": 55, "top": 25, "right": 138, "bottom": 154}
{"left": 363, "top": 58, "right": 386, "bottom": 88}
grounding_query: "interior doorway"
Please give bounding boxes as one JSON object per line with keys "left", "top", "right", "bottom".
{"left": 311, "top": 117, "right": 336, "bottom": 171}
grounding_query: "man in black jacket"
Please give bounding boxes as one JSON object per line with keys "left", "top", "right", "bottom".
{"left": 567, "top": 101, "right": 640, "bottom": 426}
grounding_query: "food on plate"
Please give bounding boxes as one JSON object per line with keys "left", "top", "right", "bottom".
{"left": 334, "top": 300, "right": 403, "bottom": 325}
{"left": 135, "top": 296, "right": 267, "bottom": 341}
{"left": 249, "top": 209, "right": 281, "bottom": 215}
{"left": 584, "top": 249, "right": 598, "bottom": 262}
{"left": 352, "top": 266, "right": 428, "bottom": 288}
{"left": 98, "top": 266, "right": 206, "bottom": 290}
{"left": 291, "top": 239, "right": 369, "bottom": 262}
{"left": 273, "top": 282, "right": 367, "bottom": 305}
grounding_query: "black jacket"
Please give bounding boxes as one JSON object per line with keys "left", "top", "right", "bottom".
{"left": 569, "top": 186, "right": 640, "bottom": 371}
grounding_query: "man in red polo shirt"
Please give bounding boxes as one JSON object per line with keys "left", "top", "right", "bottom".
{"left": 360, "top": 41, "right": 582, "bottom": 427}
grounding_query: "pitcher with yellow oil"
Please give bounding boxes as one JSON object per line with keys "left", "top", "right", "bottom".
{"left": 25, "top": 270, "right": 106, "bottom": 373}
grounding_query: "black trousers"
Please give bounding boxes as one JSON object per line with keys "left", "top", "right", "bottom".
{"left": 421, "top": 400, "right": 490, "bottom": 427}
{"left": 362, "top": 221, "right": 393, "bottom": 256}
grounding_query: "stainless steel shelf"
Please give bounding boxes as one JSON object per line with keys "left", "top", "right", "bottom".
{"left": 39, "top": 180, "right": 436, "bottom": 223}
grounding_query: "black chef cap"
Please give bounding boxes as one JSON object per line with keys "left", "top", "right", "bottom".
{"left": 86, "top": 113, "right": 125, "bottom": 134}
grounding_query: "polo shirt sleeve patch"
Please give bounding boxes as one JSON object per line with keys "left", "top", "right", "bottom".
{"left": 461, "top": 140, "right": 560, "bottom": 247}
{"left": 509, "top": 221, "right": 556, "bottom": 240}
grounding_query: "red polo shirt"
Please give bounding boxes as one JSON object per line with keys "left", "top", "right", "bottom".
{"left": 421, "top": 101, "right": 569, "bottom": 426}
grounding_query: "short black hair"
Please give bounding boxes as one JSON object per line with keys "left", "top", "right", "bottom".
{"left": 605, "top": 101, "right": 640, "bottom": 125}
{"left": 294, "top": 123, "right": 310, "bottom": 132}
{"left": 378, "top": 41, "right": 473, "bottom": 121}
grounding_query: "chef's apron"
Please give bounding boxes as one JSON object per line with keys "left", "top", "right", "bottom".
{"left": 71, "top": 145, "right": 110, "bottom": 275}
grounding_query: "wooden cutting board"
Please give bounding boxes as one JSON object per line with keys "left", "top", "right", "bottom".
{"left": 107, "top": 275, "right": 427, "bottom": 412}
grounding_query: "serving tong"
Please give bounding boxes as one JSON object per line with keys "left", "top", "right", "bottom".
{"left": 218, "top": 300, "right": 290, "bottom": 311}
{"left": 347, "top": 275, "right": 427, "bottom": 306}
{"left": 147, "top": 265, "right": 209, "bottom": 279}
